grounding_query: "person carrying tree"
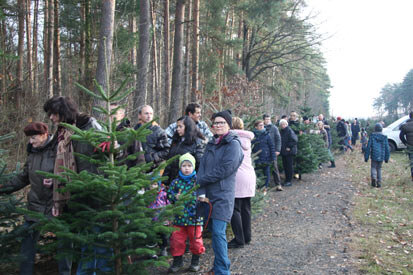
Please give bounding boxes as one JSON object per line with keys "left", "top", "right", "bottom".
{"left": 0, "top": 122, "right": 71, "bottom": 275}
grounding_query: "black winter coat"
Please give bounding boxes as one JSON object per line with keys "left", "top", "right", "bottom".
{"left": 163, "top": 137, "right": 205, "bottom": 185}
{"left": 336, "top": 120, "right": 347, "bottom": 137}
{"left": 400, "top": 118, "right": 413, "bottom": 146}
{"left": 280, "top": 126, "right": 298, "bottom": 156}
{"left": 135, "top": 123, "right": 170, "bottom": 164}
{"left": 1, "top": 137, "right": 56, "bottom": 221}
{"left": 265, "top": 124, "right": 281, "bottom": 153}
{"left": 252, "top": 129, "right": 276, "bottom": 164}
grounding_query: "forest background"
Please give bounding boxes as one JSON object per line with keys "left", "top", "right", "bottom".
{"left": 0, "top": 0, "right": 332, "bottom": 164}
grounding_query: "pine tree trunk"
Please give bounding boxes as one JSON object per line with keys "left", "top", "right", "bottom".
{"left": 54, "top": 0, "right": 61, "bottom": 95}
{"left": 151, "top": 0, "right": 159, "bottom": 112}
{"left": 169, "top": 0, "right": 185, "bottom": 124}
{"left": 129, "top": 11, "right": 137, "bottom": 89}
{"left": 1, "top": 18, "right": 6, "bottom": 103}
{"left": 162, "top": 0, "right": 170, "bottom": 125}
{"left": 190, "top": 0, "right": 199, "bottom": 102}
{"left": 183, "top": 0, "right": 191, "bottom": 110}
{"left": 47, "top": 0, "right": 55, "bottom": 98}
{"left": 43, "top": 0, "right": 48, "bottom": 98}
{"left": 85, "top": 0, "right": 93, "bottom": 90}
{"left": 93, "top": 0, "right": 116, "bottom": 121}
{"left": 16, "top": 0, "right": 25, "bottom": 108}
{"left": 33, "top": 0, "right": 39, "bottom": 95}
{"left": 26, "top": 0, "right": 33, "bottom": 96}
{"left": 134, "top": 0, "right": 150, "bottom": 117}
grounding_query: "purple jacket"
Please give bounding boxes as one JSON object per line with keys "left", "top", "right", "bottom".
{"left": 233, "top": 130, "right": 256, "bottom": 198}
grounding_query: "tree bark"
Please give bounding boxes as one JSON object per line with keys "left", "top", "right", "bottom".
{"left": 33, "top": 0, "right": 39, "bottom": 94}
{"left": 190, "top": 0, "right": 199, "bottom": 102}
{"left": 129, "top": 7, "right": 137, "bottom": 89}
{"left": 162, "top": 0, "right": 170, "bottom": 124}
{"left": 168, "top": 0, "right": 185, "bottom": 124}
{"left": 92, "top": 0, "right": 116, "bottom": 121}
{"left": 133, "top": 0, "right": 150, "bottom": 117}
{"left": 183, "top": 0, "right": 191, "bottom": 110}
{"left": 43, "top": 0, "right": 48, "bottom": 98}
{"left": 84, "top": 0, "right": 93, "bottom": 90}
{"left": 47, "top": 0, "right": 55, "bottom": 98}
{"left": 16, "top": 0, "right": 25, "bottom": 108}
{"left": 54, "top": 0, "right": 61, "bottom": 95}
{"left": 26, "top": 0, "right": 33, "bottom": 96}
{"left": 1, "top": 18, "right": 6, "bottom": 103}
{"left": 150, "top": 0, "right": 159, "bottom": 112}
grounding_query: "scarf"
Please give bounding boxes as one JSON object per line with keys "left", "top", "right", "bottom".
{"left": 178, "top": 170, "right": 196, "bottom": 182}
{"left": 215, "top": 132, "right": 229, "bottom": 144}
{"left": 53, "top": 127, "right": 77, "bottom": 214}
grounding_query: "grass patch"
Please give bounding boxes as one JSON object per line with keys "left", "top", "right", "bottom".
{"left": 344, "top": 151, "right": 413, "bottom": 274}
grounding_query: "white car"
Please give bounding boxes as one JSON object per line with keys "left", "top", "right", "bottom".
{"left": 382, "top": 115, "right": 409, "bottom": 152}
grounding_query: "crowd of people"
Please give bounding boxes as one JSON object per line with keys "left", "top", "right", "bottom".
{"left": 1, "top": 95, "right": 412, "bottom": 275}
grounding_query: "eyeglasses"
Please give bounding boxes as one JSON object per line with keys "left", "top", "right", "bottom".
{"left": 213, "top": 121, "right": 227, "bottom": 126}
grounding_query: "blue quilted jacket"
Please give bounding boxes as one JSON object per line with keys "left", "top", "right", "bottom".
{"left": 364, "top": 133, "right": 390, "bottom": 162}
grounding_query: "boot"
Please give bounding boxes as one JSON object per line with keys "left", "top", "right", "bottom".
{"left": 168, "top": 256, "right": 183, "bottom": 273}
{"left": 371, "top": 179, "right": 376, "bottom": 187}
{"left": 376, "top": 181, "right": 381, "bottom": 188}
{"left": 188, "top": 254, "right": 200, "bottom": 272}
{"left": 328, "top": 161, "right": 336, "bottom": 168}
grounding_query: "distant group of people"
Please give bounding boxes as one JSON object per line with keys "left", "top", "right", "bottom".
{"left": 1, "top": 95, "right": 412, "bottom": 275}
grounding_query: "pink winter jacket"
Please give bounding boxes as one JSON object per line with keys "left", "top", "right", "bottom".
{"left": 232, "top": 129, "right": 256, "bottom": 198}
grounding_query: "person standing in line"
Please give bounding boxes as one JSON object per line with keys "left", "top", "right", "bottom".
{"left": 0, "top": 122, "right": 71, "bottom": 275}
{"left": 318, "top": 114, "right": 332, "bottom": 149}
{"left": 364, "top": 123, "right": 390, "bottom": 188}
{"left": 279, "top": 119, "right": 298, "bottom": 187}
{"left": 315, "top": 121, "right": 335, "bottom": 168}
{"left": 263, "top": 114, "right": 283, "bottom": 191}
{"left": 229, "top": 117, "right": 256, "bottom": 249}
{"left": 400, "top": 111, "right": 413, "bottom": 181}
{"left": 165, "top": 103, "right": 213, "bottom": 145}
{"left": 197, "top": 110, "right": 243, "bottom": 275}
{"left": 351, "top": 118, "right": 361, "bottom": 146}
{"left": 163, "top": 115, "right": 206, "bottom": 186}
{"left": 252, "top": 120, "right": 276, "bottom": 190}
{"left": 167, "top": 153, "right": 205, "bottom": 273}
{"left": 134, "top": 105, "right": 170, "bottom": 167}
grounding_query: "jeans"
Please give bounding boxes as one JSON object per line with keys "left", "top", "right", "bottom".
{"left": 230, "top": 197, "right": 251, "bottom": 245}
{"left": 211, "top": 219, "right": 230, "bottom": 275}
{"left": 282, "top": 155, "right": 294, "bottom": 182}
{"left": 371, "top": 160, "right": 383, "bottom": 183}
{"left": 19, "top": 221, "right": 72, "bottom": 275}
{"left": 256, "top": 163, "right": 271, "bottom": 188}
{"left": 77, "top": 227, "right": 113, "bottom": 275}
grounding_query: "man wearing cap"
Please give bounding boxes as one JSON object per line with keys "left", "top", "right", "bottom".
{"left": 400, "top": 111, "right": 413, "bottom": 181}
{"left": 0, "top": 122, "right": 70, "bottom": 275}
{"left": 197, "top": 110, "right": 243, "bottom": 275}
{"left": 263, "top": 114, "right": 282, "bottom": 190}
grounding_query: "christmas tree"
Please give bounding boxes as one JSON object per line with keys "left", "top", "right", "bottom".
{"left": 0, "top": 133, "right": 26, "bottom": 267}
{"left": 38, "top": 81, "right": 186, "bottom": 275}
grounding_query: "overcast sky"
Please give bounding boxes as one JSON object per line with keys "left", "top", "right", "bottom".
{"left": 304, "top": 0, "right": 413, "bottom": 119}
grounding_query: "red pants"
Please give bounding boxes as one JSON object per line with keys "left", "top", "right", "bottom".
{"left": 170, "top": 225, "right": 205, "bottom": 256}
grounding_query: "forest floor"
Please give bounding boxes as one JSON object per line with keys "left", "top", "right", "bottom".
{"left": 153, "top": 153, "right": 358, "bottom": 275}
{"left": 4, "top": 149, "right": 413, "bottom": 274}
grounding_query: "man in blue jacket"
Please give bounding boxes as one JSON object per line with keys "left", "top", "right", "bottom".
{"left": 263, "top": 114, "right": 283, "bottom": 191}
{"left": 400, "top": 111, "right": 413, "bottom": 181}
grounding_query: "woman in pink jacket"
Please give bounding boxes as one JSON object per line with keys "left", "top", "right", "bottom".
{"left": 228, "top": 117, "right": 257, "bottom": 249}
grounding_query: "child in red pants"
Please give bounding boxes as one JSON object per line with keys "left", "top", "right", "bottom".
{"left": 167, "top": 153, "right": 205, "bottom": 272}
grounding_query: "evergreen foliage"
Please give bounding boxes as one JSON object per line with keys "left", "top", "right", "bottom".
{"left": 295, "top": 133, "right": 319, "bottom": 175}
{"left": 38, "top": 81, "right": 186, "bottom": 275}
{"left": 0, "top": 133, "right": 25, "bottom": 266}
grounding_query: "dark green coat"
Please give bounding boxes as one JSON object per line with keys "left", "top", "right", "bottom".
{"left": 1, "top": 136, "right": 56, "bottom": 221}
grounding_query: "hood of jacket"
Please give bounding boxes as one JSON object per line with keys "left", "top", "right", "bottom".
{"left": 76, "top": 114, "right": 102, "bottom": 131}
{"left": 232, "top": 129, "right": 254, "bottom": 151}
{"left": 210, "top": 131, "right": 240, "bottom": 146}
{"left": 370, "top": 132, "right": 387, "bottom": 142}
{"left": 27, "top": 135, "right": 55, "bottom": 154}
